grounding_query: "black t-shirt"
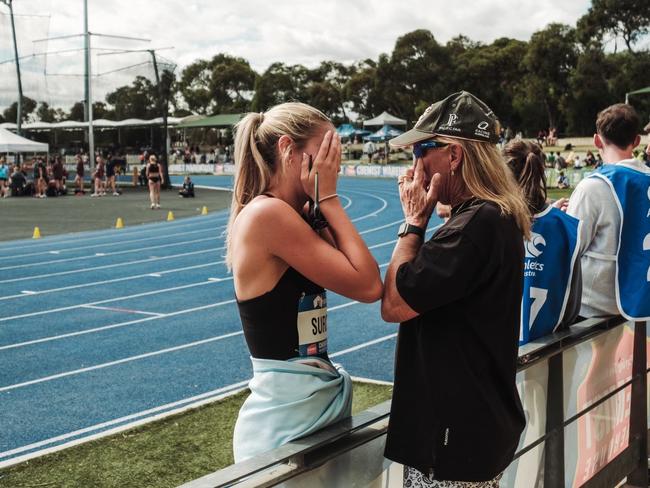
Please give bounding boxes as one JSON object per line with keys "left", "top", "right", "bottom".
{"left": 384, "top": 200, "right": 526, "bottom": 482}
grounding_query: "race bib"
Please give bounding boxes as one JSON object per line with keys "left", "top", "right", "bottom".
{"left": 297, "top": 291, "right": 328, "bottom": 356}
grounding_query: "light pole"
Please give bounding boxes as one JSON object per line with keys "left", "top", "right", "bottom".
{"left": 1, "top": 0, "right": 24, "bottom": 136}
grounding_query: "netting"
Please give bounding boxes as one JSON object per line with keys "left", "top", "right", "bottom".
{"left": 0, "top": 3, "right": 175, "bottom": 121}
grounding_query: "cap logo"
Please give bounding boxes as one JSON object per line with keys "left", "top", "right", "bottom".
{"left": 446, "top": 113, "right": 459, "bottom": 126}
{"left": 477, "top": 121, "right": 489, "bottom": 130}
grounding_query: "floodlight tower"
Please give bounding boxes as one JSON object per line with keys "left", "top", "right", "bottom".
{"left": 1, "top": 0, "right": 24, "bottom": 135}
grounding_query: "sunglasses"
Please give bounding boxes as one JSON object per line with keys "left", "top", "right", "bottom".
{"left": 413, "top": 140, "right": 448, "bottom": 159}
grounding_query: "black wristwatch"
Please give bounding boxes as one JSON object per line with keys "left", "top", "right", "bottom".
{"left": 397, "top": 222, "right": 425, "bottom": 239}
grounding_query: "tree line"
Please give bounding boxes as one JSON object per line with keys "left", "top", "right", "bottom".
{"left": 2, "top": 0, "right": 649, "bottom": 136}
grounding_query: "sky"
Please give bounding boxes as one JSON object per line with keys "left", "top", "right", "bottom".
{"left": 0, "top": 0, "right": 597, "bottom": 109}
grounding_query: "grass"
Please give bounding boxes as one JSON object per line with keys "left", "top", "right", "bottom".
{"left": 0, "top": 381, "right": 393, "bottom": 488}
{"left": 0, "top": 185, "right": 232, "bottom": 242}
{"left": 547, "top": 188, "right": 574, "bottom": 200}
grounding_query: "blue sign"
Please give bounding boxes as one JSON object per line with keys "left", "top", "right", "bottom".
{"left": 520, "top": 206, "right": 581, "bottom": 345}
{"left": 592, "top": 165, "right": 650, "bottom": 320}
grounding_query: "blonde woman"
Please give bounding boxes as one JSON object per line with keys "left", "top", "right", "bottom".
{"left": 381, "top": 92, "right": 530, "bottom": 487}
{"left": 145, "top": 155, "right": 163, "bottom": 209}
{"left": 227, "top": 102, "right": 382, "bottom": 462}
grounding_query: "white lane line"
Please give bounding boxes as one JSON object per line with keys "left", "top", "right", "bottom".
{"left": 149, "top": 273, "right": 162, "bottom": 278}
{"left": 0, "top": 277, "right": 231, "bottom": 323}
{"left": 349, "top": 191, "right": 389, "bottom": 222}
{"left": 359, "top": 219, "right": 403, "bottom": 235}
{"left": 0, "top": 320, "right": 396, "bottom": 466}
{"left": 0, "top": 210, "right": 227, "bottom": 255}
{"left": 0, "top": 380, "right": 249, "bottom": 465}
{"left": 81, "top": 305, "right": 166, "bottom": 317}
{"left": 5, "top": 224, "right": 226, "bottom": 261}
{"left": 20, "top": 291, "right": 36, "bottom": 295}
{"left": 339, "top": 193, "right": 352, "bottom": 209}
{"left": 0, "top": 299, "right": 235, "bottom": 351}
{"left": 0, "top": 234, "right": 223, "bottom": 273}
{"left": 330, "top": 333, "right": 397, "bottom": 358}
{"left": 0, "top": 329, "right": 245, "bottom": 393}
{"left": 0, "top": 261, "right": 223, "bottom": 302}
{"left": 0, "top": 246, "right": 223, "bottom": 284}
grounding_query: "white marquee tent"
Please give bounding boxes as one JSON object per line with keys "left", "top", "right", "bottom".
{"left": 363, "top": 111, "right": 407, "bottom": 127}
{"left": 0, "top": 128, "right": 49, "bottom": 153}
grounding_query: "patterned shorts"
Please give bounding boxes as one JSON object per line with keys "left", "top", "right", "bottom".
{"left": 403, "top": 466, "right": 503, "bottom": 488}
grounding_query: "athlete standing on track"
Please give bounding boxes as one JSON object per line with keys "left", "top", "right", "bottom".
{"left": 146, "top": 155, "right": 163, "bottom": 209}
{"left": 381, "top": 91, "right": 530, "bottom": 487}
{"left": 226, "top": 102, "right": 382, "bottom": 462}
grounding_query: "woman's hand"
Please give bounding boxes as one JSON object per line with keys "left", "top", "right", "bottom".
{"left": 551, "top": 197, "right": 569, "bottom": 212}
{"left": 301, "top": 131, "right": 341, "bottom": 200}
{"left": 398, "top": 159, "right": 440, "bottom": 228}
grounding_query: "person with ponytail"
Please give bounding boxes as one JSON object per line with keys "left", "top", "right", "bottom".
{"left": 227, "top": 102, "right": 382, "bottom": 462}
{"left": 504, "top": 139, "right": 584, "bottom": 345}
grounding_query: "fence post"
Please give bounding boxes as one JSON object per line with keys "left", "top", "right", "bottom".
{"left": 626, "top": 321, "right": 648, "bottom": 487}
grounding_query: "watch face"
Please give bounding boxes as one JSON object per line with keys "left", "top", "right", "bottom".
{"left": 398, "top": 222, "right": 409, "bottom": 237}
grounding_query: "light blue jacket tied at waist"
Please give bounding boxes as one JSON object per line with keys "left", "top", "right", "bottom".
{"left": 233, "top": 356, "right": 352, "bottom": 463}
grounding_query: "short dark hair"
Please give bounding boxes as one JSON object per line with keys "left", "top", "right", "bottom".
{"left": 596, "top": 103, "right": 640, "bottom": 149}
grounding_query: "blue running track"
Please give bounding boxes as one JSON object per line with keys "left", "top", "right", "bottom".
{"left": 0, "top": 175, "right": 442, "bottom": 467}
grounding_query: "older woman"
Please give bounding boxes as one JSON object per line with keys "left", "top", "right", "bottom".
{"left": 381, "top": 91, "right": 530, "bottom": 487}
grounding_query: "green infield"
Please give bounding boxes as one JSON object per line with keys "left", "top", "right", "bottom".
{"left": 0, "top": 381, "right": 393, "bottom": 488}
{"left": 0, "top": 185, "right": 232, "bottom": 242}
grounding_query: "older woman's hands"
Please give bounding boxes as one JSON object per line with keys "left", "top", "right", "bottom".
{"left": 398, "top": 159, "right": 440, "bottom": 228}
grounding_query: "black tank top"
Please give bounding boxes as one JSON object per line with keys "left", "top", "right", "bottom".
{"left": 237, "top": 267, "right": 329, "bottom": 361}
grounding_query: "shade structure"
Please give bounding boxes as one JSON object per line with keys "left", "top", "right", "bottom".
{"left": 0, "top": 117, "right": 183, "bottom": 131}
{"left": 364, "top": 125, "right": 404, "bottom": 142}
{"left": 336, "top": 124, "right": 356, "bottom": 137}
{"left": 175, "top": 113, "right": 245, "bottom": 129}
{"left": 363, "top": 111, "right": 407, "bottom": 127}
{"left": 0, "top": 127, "right": 48, "bottom": 153}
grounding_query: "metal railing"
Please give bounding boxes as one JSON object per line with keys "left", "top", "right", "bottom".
{"left": 179, "top": 316, "right": 648, "bottom": 488}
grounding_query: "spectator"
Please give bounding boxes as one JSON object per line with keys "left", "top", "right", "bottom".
{"left": 555, "top": 152, "right": 567, "bottom": 170}
{"left": 585, "top": 150, "right": 596, "bottom": 166}
{"left": 106, "top": 155, "right": 119, "bottom": 196}
{"left": 363, "top": 139, "right": 376, "bottom": 163}
{"left": 178, "top": 175, "right": 195, "bottom": 198}
{"left": 75, "top": 154, "right": 85, "bottom": 195}
{"left": 557, "top": 171, "right": 570, "bottom": 189}
{"left": 573, "top": 154, "right": 583, "bottom": 169}
{"left": 91, "top": 156, "right": 106, "bottom": 197}
{"left": 505, "top": 140, "right": 583, "bottom": 343}
{"left": 382, "top": 91, "right": 528, "bottom": 486}
{"left": 536, "top": 129, "right": 546, "bottom": 146}
{"left": 33, "top": 158, "right": 47, "bottom": 198}
{"left": 594, "top": 153, "right": 604, "bottom": 168}
{"left": 567, "top": 103, "right": 650, "bottom": 319}
{"left": 52, "top": 157, "right": 65, "bottom": 195}
{"left": 9, "top": 165, "right": 27, "bottom": 196}
{"left": 546, "top": 150, "right": 556, "bottom": 167}
{"left": 0, "top": 157, "right": 8, "bottom": 198}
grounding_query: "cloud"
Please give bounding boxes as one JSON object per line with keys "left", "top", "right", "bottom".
{"left": 2, "top": 0, "right": 593, "bottom": 108}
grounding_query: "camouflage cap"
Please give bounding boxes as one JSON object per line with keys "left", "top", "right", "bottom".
{"left": 389, "top": 91, "right": 501, "bottom": 147}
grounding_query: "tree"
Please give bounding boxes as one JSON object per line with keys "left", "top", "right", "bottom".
{"left": 36, "top": 102, "right": 58, "bottom": 122}
{"left": 106, "top": 76, "right": 157, "bottom": 119}
{"left": 3, "top": 96, "right": 37, "bottom": 123}
{"left": 251, "top": 62, "right": 309, "bottom": 111}
{"left": 344, "top": 59, "right": 377, "bottom": 118}
{"left": 68, "top": 102, "right": 85, "bottom": 122}
{"left": 577, "top": 0, "right": 650, "bottom": 52}
{"left": 520, "top": 24, "right": 578, "bottom": 131}
{"left": 178, "top": 54, "right": 256, "bottom": 114}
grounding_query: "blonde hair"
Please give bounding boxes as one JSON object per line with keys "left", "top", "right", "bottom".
{"left": 225, "top": 102, "right": 330, "bottom": 268}
{"left": 436, "top": 136, "right": 531, "bottom": 240}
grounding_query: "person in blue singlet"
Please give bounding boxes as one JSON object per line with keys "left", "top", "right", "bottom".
{"left": 505, "top": 140, "right": 584, "bottom": 344}
{"left": 226, "top": 102, "right": 382, "bottom": 462}
{"left": 567, "top": 104, "right": 650, "bottom": 320}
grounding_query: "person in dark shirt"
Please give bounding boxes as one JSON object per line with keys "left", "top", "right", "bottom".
{"left": 178, "top": 176, "right": 195, "bottom": 197}
{"left": 52, "top": 157, "right": 64, "bottom": 195}
{"left": 75, "top": 155, "right": 85, "bottom": 194}
{"left": 9, "top": 166, "right": 27, "bottom": 196}
{"left": 382, "top": 92, "right": 530, "bottom": 486}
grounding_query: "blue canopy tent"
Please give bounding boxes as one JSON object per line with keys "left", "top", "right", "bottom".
{"left": 337, "top": 124, "right": 371, "bottom": 141}
{"left": 363, "top": 125, "right": 403, "bottom": 142}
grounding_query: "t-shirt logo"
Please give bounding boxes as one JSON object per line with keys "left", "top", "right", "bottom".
{"left": 525, "top": 232, "right": 546, "bottom": 258}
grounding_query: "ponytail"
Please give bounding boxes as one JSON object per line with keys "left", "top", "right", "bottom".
{"left": 503, "top": 140, "right": 547, "bottom": 216}
{"left": 225, "top": 102, "right": 330, "bottom": 269}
